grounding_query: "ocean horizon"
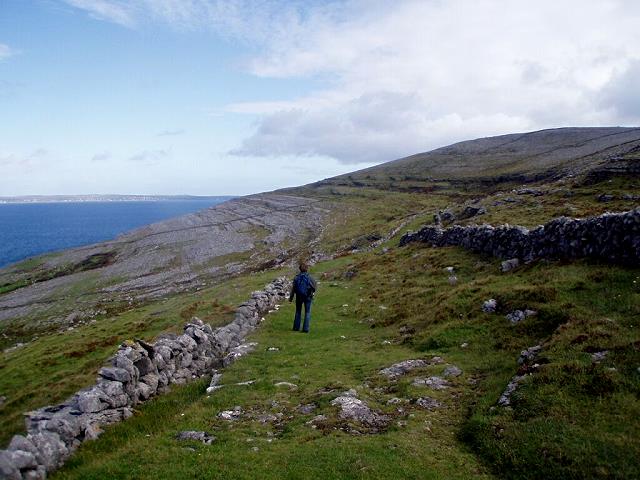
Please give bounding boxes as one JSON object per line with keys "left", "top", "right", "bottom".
{"left": 0, "top": 198, "right": 233, "bottom": 268}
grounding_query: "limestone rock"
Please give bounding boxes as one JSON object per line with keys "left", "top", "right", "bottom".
{"left": 591, "top": 351, "right": 608, "bottom": 363}
{"left": 206, "top": 371, "right": 223, "bottom": 394}
{"left": 379, "top": 359, "right": 429, "bottom": 379}
{"left": 505, "top": 309, "right": 537, "bottom": 324}
{"left": 460, "top": 204, "right": 487, "bottom": 219}
{"left": 482, "top": 299, "right": 497, "bottom": 313}
{"left": 518, "top": 345, "right": 542, "bottom": 365}
{"left": 0, "top": 451, "right": 21, "bottom": 480}
{"left": 0, "top": 278, "right": 292, "bottom": 478}
{"left": 415, "top": 397, "right": 443, "bottom": 410}
{"left": 176, "top": 431, "right": 215, "bottom": 445}
{"left": 400, "top": 208, "right": 640, "bottom": 266}
{"left": 98, "top": 367, "right": 131, "bottom": 383}
{"left": 8, "top": 435, "right": 38, "bottom": 457}
{"left": 412, "top": 376, "right": 450, "bottom": 390}
{"left": 29, "top": 432, "right": 68, "bottom": 470}
{"left": 297, "top": 404, "right": 317, "bottom": 414}
{"left": 274, "top": 381, "right": 297, "bottom": 389}
{"left": 218, "top": 407, "right": 243, "bottom": 421}
{"left": 498, "top": 375, "right": 526, "bottom": 407}
{"left": 331, "top": 396, "right": 389, "bottom": 429}
{"left": 76, "top": 391, "right": 108, "bottom": 414}
{"left": 501, "top": 258, "right": 520, "bottom": 272}
{"left": 443, "top": 365, "right": 462, "bottom": 377}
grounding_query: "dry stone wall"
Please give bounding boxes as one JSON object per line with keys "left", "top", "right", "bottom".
{"left": 0, "top": 277, "right": 290, "bottom": 480}
{"left": 400, "top": 208, "right": 640, "bottom": 266}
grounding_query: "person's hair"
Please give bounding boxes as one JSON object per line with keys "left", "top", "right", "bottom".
{"left": 299, "top": 262, "right": 309, "bottom": 272}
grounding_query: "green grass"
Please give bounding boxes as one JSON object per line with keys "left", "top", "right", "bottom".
{"left": 47, "top": 246, "right": 640, "bottom": 479}
{"left": 0, "top": 267, "right": 288, "bottom": 445}
{"left": 53, "top": 256, "right": 493, "bottom": 479}
{"left": 2, "top": 167, "right": 639, "bottom": 478}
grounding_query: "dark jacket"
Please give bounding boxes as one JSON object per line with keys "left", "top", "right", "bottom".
{"left": 289, "top": 272, "right": 317, "bottom": 301}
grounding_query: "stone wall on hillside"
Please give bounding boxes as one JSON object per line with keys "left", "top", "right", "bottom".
{"left": 399, "top": 208, "right": 640, "bottom": 265}
{"left": 0, "top": 277, "right": 290, "bottom": 480}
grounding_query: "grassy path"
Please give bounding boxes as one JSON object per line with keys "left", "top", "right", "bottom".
{"left": 54, "top": 257, "right": 493, "bottom": 479}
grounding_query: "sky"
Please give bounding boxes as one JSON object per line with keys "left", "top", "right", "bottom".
{"left": 1, "top": 0, "right": 639, "bottom": 196}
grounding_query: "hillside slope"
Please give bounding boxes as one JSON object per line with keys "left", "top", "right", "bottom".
{"left": 1, "top": 127, "right": 639, "bottom": 479}
{"left": 316, "top": 127, "right": 640, "bottom": 189}
{"left": 0, "top": 194, "right": 330, "bottom": 340}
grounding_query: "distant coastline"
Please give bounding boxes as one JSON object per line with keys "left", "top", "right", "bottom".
{"left": 0, "top": 194, "right": 236, "bottom": 204}
{"left": 0, "top": 197, "right": 235, "bottom": 268}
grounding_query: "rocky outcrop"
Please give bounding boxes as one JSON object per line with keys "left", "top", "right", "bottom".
{"left": 0, "top": 277, "right": 290, "bottom": 479}
{"left": 400, "top": 208, "right": 640, "bottom": 266}
{"left": 498, "top": 345, "right": 542, "bottom": 407}
{"left": 330, "top": 391, "right": 389, "bottom": 431}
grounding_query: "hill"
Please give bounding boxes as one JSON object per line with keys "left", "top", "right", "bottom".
{"left": 0, "top": 127, "right": 639, "bottom": 479}
{"left": 317, "top": 127, "right": 640, "bottom": 188}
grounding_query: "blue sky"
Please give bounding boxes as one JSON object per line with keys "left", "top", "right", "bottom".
{"left": 1, "top": 0, "right": 639, "bottom": 196}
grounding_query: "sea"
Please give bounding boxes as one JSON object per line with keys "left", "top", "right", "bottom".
{"left": 0, "top": 198, "right": 233, "bottom": 268}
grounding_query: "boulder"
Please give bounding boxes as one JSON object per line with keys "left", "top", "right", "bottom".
{"left": 134, "top": 356, "right": 156, "bottom": 377}
{"left": 0, "top": 277, "right": 293, "bottom": 478}
{"left": 98, "top": 367, "right": 131, "bottom": 383}
{"left": 482, "top": 299, "right": 497, "bottom": 313}
{"left": 379, "top": 359, "right": 429, "bottom": 378}
{"left": 330, "top": 395, "right": 389, "bottom": 429}
{"left": 155, "top": 345, "right": 173, "bottom": 363}
{"left": 8, "top": 435, "right": 38, "bottom": 457}
{"left": 23, "top": 466, "right": 47, "bottom": 480}
{"left": 177, "top": 334, "right": 197, "bottom": 352}
{"left": 11, "top": 449, "right": 37, "bottom": 470}
{"left": 76, "top": 391, "right": 108, "bottom": 414}
{"left": 459, "top": 204, "right": 487, "bottom": 219}
{"left": 178, "top": 352, "right": 193, "bottom": 369}
{"left": 0, "top": 451, "right": 21, "bottom": 480}
{"left": 140, "top": 374, "right": 159, "bottom": 393}
{"left": 136, "top": 382, "right": 154, "bottom": 401}
{"left": 501, "top": 258, "right": 520, "bottom": 272}
{"left": 28, "top": 432, "right": 68, "bottom": 470}
{"left": 443, "top": 365, "right": 462, "bottom": 377}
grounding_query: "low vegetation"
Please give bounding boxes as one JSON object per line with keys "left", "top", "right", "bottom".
{"left": 44, "top": 244, "right": 639, "bottom": 479}
{"left": 1, "top": 128, "right": 639, "bottom": 478}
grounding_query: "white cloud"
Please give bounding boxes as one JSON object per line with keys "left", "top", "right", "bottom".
{"left": 598, "top": 60, "right": 640, "bottom": 122}
{"left": 63, "top": 0, "right": 137, "bottom": 27}
{"left": 0, "top": 43, "right": 17, "bottom": 61}
{"left": 59, "top": 0, "right": 640, "bottom": 164}
{"left": 229, "top": 0, "right": 640, "bottom": 163}
{"left": 0, "top": 149, "right": 49, "bottom": 170}
{"left": 128, "top": 149, "right": 170, "bottom": 164}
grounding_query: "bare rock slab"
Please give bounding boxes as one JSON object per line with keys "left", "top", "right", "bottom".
{"left": 330, "top": 395, "right": 389, "bottom": 429}
{"left": 415, "top": 397, "right": 444, "bottom": 410}
{"left": 412, "top": 376, "right": 450, "bottom": 390}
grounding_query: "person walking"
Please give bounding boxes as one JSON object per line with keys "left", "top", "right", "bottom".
{"left": 289, "top": 262, "right": 317, "bottom": 333}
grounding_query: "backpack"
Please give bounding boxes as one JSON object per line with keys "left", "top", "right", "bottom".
{"left": 294, "top": 272, "right": 315, "bottom": 298}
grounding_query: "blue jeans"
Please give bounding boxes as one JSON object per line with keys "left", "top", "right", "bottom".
{"left": 293, "top": 296, "right": 312, "bottom": 332}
